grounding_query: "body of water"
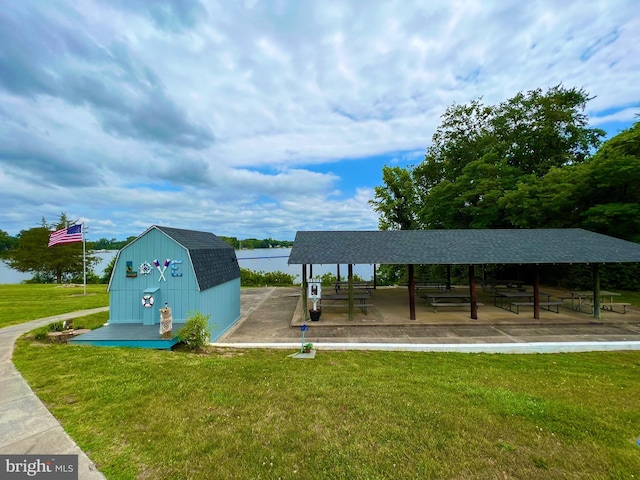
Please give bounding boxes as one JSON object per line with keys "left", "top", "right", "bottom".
{"left": 0, "top": 248, "right": 374, "bottom": 284}
{"left": 236, "top": 248, "right": 375, "bottom": 283}
{"left": 0, "top": 251, "right": 118, "bottom": 284}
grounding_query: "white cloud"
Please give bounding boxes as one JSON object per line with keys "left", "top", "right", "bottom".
{"left": 0, "top": 0, "right": 638, "bottom": 240}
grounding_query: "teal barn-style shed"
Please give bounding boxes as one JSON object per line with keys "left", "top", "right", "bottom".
{"left": 72, "top": 225, "right": 241, "bottom": 349}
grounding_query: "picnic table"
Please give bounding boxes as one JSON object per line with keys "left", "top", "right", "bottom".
{"left": 333, "top": 281, "right": 372, "bottom": 295}
{"left": 494, "top": 291, "right": 562, "bottom": 314}
{"left": 559, "top": 291, "right": 629, "bottom": 313}
{"left": 484, "top": 280, "right": 526, "bottom": 292}
{"left": 322, "top": 293, "right": 372, "bottom": 314}
{"left": 414, "top": 281, "right": 449, "bottom": 293}
{"left": 422, "top": 292, "right": 482, "bottom": 313}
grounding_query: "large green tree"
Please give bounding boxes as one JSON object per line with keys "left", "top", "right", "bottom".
{"left": 369, "top": 166, "right": 421, "bottom": 230}
{"left": 500, "top": 120, "right": 640, "bottom": 240}
{"left": 578, "top": 121, "right": 640, "bottom": 242}
{"left": 371, "top": 85, "right": 606, "bottom": 231}
{"left": 5, "top": 214, "right": 98, "bottom": 283}
{"left": 0, "top": 229, "right": 17, "bottom": 257}
{"left": 417, "top": 85, "right": 605, "bottom": 229}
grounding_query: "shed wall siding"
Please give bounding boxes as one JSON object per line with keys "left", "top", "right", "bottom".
{"left": 108, "top": 228, "right": 241, "bottom": 338}
{"left": 204, "top": 277, "right": 241, "bottom": 341}
{"left": 110, "top": 229, "right": 197, "bottom": 323}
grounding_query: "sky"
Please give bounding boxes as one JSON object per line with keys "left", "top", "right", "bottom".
{"left": 1, "top": 0, "right": 638, "bottom": 241}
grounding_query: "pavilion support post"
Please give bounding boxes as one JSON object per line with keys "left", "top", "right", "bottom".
{"left": 468, "top": 265, "right": 478, "bottom": 320}
{"left": 302, "top": 265, "right": 308, "bottom": 322}
{"left": 533, "top": 265, "right": 540, "bottom": 320}
{"left": 348, "top": 264, "right": 354, "bottom": 322}
{"left": 408, "top": 264, "right": 416, "bottom": 320}
{"left": 336, "top": 264, "right": 341, "bottom": 282}
{"left": 373, "top": 264, "right": 377, "bottom": 289}
{"left": 446, "top": 265, "right": 452, "bottom": 292}
{"left": 309, "top": 264, "right": 313, "bottom": 278}
{"left": 593, "top": 264, "right": 601, "bottom": 320}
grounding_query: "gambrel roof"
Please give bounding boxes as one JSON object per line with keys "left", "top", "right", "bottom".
{"left": 288, "top": 229, "right": 640, "bottom": 265}
{"left": 153, "top": 226, "right": 240, "bottom": 290}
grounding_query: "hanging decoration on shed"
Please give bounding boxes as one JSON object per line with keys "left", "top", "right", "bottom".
{"left": 171, "top": 260, "right": 183, "bottom": 277}
{"left": 139, "top": 261, "right": 152, "bottom": 276}
{"left": 126, "top": 261, "right": 137, "bottom": 278}
{"left": 153, "top": 259, "right": 171, "bottom": 282}
{"left": 142, "top": 294, "right": 154, "bottom": 308}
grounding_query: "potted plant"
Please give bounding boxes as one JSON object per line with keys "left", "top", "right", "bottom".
{"left": 302, "top": 342, "right": 313, "bottom": 353}
{"left": 308, "top": 308, "right": 321, "bottom": 321}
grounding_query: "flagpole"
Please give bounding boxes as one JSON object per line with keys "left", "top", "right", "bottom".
{"left": 82, "top": 222, "right": 87, "bottom": 296}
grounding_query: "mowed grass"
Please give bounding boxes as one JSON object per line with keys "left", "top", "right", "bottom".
{"left": 13, "top": 332, "right": 640, "bottom": 480}
{"left": 618, "top": 290, "right": 640, "bottom": 305}
{"left": 0, "top": 284, "right": 109, "bottom": 328}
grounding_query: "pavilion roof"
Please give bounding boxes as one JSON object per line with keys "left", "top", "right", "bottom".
{"left": 288, "top": 229, "right": 640, "bottom": 265}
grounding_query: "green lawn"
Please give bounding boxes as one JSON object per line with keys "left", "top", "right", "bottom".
{"left": 13, "top": 334, "right": 640, "bottom": 479}
{"left": 617, "top": 290, "right": 640, "bottom": 305}
{"left": 6, "top": 285, "right": 640, "bottom": 478}
{"left": 0, "top": 284, "right": 109, "bottom": 328}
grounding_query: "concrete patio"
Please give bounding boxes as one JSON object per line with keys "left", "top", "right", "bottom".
{"left": 219, "top": 286, "right": 640, "bottom": 350}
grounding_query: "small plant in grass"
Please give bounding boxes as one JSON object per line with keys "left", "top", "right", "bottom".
{"left": 532, "top": 456, "right": 549, "bottom": 469}
{"left": 29, "top": 322, "right": 65, "bottom": 341}
{"left": 178, "top": 311, "right": 213, "bottom": 350}
{"left": 302, "top": 342, "right": 313, "bottom": 353}
{"left": 33, "top": 326, "right": 51, "bottom": 340}
{"left": 49, "top": 321, "right": 65, "bottom": 332}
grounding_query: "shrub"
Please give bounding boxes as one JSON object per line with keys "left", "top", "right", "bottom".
{"left": 240, "top": 268, "right": 295, "bottom": 286}
{"left": 33, "top": 326, "right": 50, "bottom": 340}
{"left": 49, "top": 321, "right": 65, "bottom": 332}
{"left": 178, "top": 311, "right": 213, "bottom": 350}
{"left": 319, "top": 272, "right": 365, "bottom": 286}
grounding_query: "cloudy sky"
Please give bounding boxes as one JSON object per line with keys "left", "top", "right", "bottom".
{"left": 1, "top": 0, "right": 638, "bottom": 241}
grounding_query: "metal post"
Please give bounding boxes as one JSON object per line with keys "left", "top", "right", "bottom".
{"left": 302, "top": 264, "right": 308, "bottom": 322}
{"left": 300, "top": 324, "right": 308, "bottom": 353}
{"left": 82, "top": 222, "right": 87, "bottom": 296}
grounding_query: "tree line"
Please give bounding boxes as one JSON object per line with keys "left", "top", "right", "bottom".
{"left": 370, "top": 85, "right": 640, "bottom": 289}
{"left": 218, "top": 237, "right": 294, "bottom": 249}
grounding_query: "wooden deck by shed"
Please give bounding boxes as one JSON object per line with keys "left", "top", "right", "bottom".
{"left": 70, "top": 323, "right": 187, "bottom": 350}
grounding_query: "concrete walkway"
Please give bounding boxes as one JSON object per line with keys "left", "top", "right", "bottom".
{"left": 0, "top": 308, "right": 108, "bottom": 480}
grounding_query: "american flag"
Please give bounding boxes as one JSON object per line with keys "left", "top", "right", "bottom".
{"left": 48, "top": 224, "right": 83, "bottom": 247}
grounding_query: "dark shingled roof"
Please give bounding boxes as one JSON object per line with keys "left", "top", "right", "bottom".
{"left": 288, "top": 229, "right": 640, "bottom": 265}
{"left": 154, "top": 226, "right": 240, "bottom": 291}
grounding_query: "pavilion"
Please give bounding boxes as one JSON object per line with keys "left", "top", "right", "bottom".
{"left": 288, "top": 229, "right": 640, "bottom": 322}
